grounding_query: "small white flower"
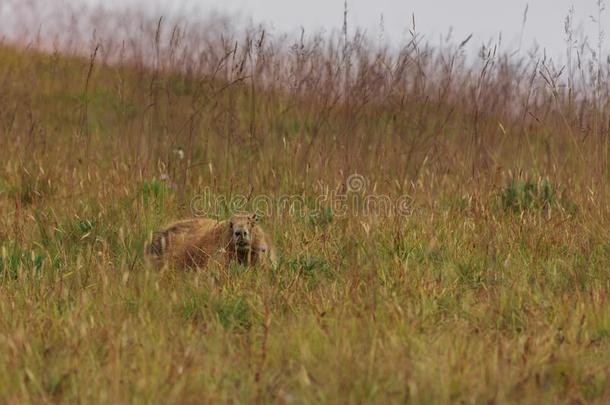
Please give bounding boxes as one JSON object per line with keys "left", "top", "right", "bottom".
{"left": 173, "top": 147, "right": 185, "bottom": 160}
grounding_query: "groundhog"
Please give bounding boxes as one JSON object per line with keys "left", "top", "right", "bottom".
{"left": 146, "top": 213, "right": 277, "bottom": 269}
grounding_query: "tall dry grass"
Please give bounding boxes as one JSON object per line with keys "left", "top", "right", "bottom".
{"left": 0, "top": 1, "right": 608, "bottom": 403}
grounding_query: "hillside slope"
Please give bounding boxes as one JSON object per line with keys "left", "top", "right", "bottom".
{"left": 0, "top": 32, "right": 609, "bottom": 403}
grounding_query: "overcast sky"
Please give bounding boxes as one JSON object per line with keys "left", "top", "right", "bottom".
{"left": 56, "top": 1, "right": 610, "bottom": 58}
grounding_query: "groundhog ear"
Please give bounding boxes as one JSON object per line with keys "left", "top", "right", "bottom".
{"left": 249, "top": 213, "right": 258, "bottom": 223}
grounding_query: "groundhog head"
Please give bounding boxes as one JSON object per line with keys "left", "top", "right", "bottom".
{"left": 228, "top": 213, "right": 257, "bottom": 251}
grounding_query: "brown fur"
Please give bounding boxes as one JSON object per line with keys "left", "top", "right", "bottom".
{"left": 146, "top": 214, "right": 277, "bottom": 269}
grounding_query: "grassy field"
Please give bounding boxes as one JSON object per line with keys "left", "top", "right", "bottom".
{"left": 0, "top": 6, "right": 609, "bottom": 403}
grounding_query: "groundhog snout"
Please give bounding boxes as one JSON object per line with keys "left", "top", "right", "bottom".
{"left": 233, "top": 229, "right": 251, "bottom": 244}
